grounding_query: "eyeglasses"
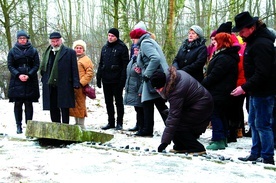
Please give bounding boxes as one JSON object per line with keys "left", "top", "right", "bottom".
{"left": 18, "top": 37, "right": 27, "bottom": 40}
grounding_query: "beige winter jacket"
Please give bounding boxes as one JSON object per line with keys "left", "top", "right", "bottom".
{"left": 69, "top": 55, "right": 94, "bottom": 118}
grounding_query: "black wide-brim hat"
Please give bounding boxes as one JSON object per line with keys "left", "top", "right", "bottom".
{"left": 232, "top": 11, "right": 259, "bottom": 32}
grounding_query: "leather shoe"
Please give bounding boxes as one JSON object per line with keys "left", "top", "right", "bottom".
{"left": 101, "top": 124, "right": 115, "bottom": 130}
{"left": 115, "top": 124, "right": 122, "bottom": 130}
{"left": 238, "top": 154, "right": 259, "bottom": 162}
{"left": 128, "top": 125, "right": 139, "bottom": 131}
{"left": 134, "top": 130, "right": 153, "bottom": 137}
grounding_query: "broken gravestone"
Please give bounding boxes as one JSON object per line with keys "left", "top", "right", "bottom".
{"left": 25, "top": 120, "right": 114, "bottom": 143}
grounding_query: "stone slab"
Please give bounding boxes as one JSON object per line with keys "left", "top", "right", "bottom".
{"left": 25, "top": 120, "right": 114, "bottom": 143}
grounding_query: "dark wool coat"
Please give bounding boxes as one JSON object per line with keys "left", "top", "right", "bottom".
{"left": 160, "top": 70, "right": 214, "bottom": 145}
{"left": 96, "top": 39, "right": 129, "bottom": 85}
{"left": 7, "top": 42, "right": 40, "bottom": 102}
{"left": 123, "top": 55, "right": 143, "bottom": 107}
{"left": 41, "top": 45, "right": 80, "bottom": 110}
{"left": 241, "top": 24, "right": 276, "bottom": 96}
{"left": 172, "top": 38, "right": 207, "bottom": 82}
{"left": 201, "top": 46, "right": 239, "bottom": 101}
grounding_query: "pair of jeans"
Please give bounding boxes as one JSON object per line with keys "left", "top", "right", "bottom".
{"left": 248, "top": 96, "right": 274, "bottom": 159}
{"left": 211, "top": 100, "right": 228, "bottom": 141}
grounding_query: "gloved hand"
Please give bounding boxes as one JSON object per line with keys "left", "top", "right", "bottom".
{"left": 97, "top": 80, "right": 101, "bottom": 88}
{"left": 158, "top": 143, "right": 168, "bottom": 152}
{"left": 142, "top": 75, "right": 150, "bottom": 82}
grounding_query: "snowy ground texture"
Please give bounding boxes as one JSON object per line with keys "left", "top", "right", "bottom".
{"left": 0, "top": 88, "right": 276, "bottom": 183}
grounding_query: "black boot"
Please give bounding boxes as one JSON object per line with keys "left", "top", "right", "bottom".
{"left": 244, "top": 127, "right": 252, "bottom": 137}
{"left": 101, "top": 123, "right": 115, "bottom": 130}
{"left": 227, "top": 127, "right": 237, "bottom": 143}
{"left": 14, "top": 104, "right": 23, "bottom": 134}
{"left": 115, "top": 123, "right": 123, "bottom": 130}
{"left": 128, "top": 122, "right": 139, "bottom": 131}
{"left": 16, "top": 123, "right": 23, "bottom": 134}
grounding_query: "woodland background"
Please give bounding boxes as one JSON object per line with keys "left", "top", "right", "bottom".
{"left": 0, "top": 0, "right": 275, "bottom": 98}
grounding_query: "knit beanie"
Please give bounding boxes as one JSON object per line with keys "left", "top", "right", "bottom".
{"left": 150, "top": 71, "right": 166, "bottom": 89}
{"left": 134, "top": 21, "right": 147, "bottom": 31}
{"left": 217, "top": 21, "right": 232, "bottom": 34}
{"left": 190, "top": 25, "right": 204, "bottom": 38}
{"left": 108, "top": 28, "right": 119, "bottom": 38}
{"left": 129, "top": 28, "right": 148, "bottom": 39}
{"left": 17, "top": 30, "right": 29, "bottom": 39}
{"left": 73, "top": 40, "right": 87, "bottom": 51}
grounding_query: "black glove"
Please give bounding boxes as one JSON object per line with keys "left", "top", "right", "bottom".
{"left": 97, "top": 80, "right": 101, "bottom": 88}
{"left": 158, "top": 143, "right": 168, "bottom": 152}
{"left": 142, "top": 75, "right": 150, "bottom": 82}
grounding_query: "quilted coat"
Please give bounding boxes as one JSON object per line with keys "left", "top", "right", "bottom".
{"left": 7, "top": 42, "right": 40, "bottom": 102}
{"left": 160, "top": 70, "right": 214, "bottom": 145}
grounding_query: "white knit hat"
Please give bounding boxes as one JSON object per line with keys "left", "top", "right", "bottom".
{"left": 134, "top": 21, "right": 147, "bottom": 31}
{"left": 190, "top": 25, "right": 204, "bottom": 38}
{"left": 73, "top": 40, "right": 87, "bottom": 51}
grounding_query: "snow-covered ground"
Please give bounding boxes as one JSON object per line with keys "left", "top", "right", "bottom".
{"left": 0, "top": 88, "right": 275, "bottom": 183}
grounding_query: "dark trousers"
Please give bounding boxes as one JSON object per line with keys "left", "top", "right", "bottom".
{"left": 173, "top": 131, "right": 206, "bottom": 153}
{"left": 226, "top": 94, "right": 246, "bottom": 138}
{"left": 49, "top": 86, "right": 69, "bottom": 124}
{"left": 142, "top": 97, "right": 168, "bottom": 134}
{"left": 103, "top": 83, "right": 124, "bottom": 126}
{"left": 14, "top": 101, "right": 33, "bottom": 125}
{"left": 211, "top": 100, "right": 228, "bottom": 141}
{"left": 134, "top": 106, "right": 144, "bottom": 130}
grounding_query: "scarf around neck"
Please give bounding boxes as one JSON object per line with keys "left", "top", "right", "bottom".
{"left": 40, "top": 44, "right": 63, "bottom": 85}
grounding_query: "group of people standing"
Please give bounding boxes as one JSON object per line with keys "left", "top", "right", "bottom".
{"left": 8, "top": 31, "right": 94, "bottom": 133}
{"left": 7, "top": 11, "right": 276, "bottom": 165}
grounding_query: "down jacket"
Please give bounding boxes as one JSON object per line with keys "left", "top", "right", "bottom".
{"left": 172, "top": 38, "right": 207, "bottom": 82}
{"left": 160, "top": 70, "right": 214, "bottom": 145}
{"left": 7, "top": 42, "right": 40, "bottom": 102}
{"left": 124, "top": 55, "right": 143, "bottom": 107}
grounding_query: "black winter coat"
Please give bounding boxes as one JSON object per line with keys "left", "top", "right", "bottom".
{"left": 160, "top": 70, "right": 214, "bottom": 145}
{"left": 8, "top": 42, "right": 40, "bottom": 102}
{"left": 241, "top": 24, "right": 276, "bottom": 96}
{"left": 172, "top": 38, "right": 207, "bottom": 82}
{"left": 202, "top": 47, "right": 239, "bottom": 101}
{"left": 97, "top": 39, "right": 129, "bottom": 85}
{"left": 41, "top": 45, "right": 79, "bottom": 110}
